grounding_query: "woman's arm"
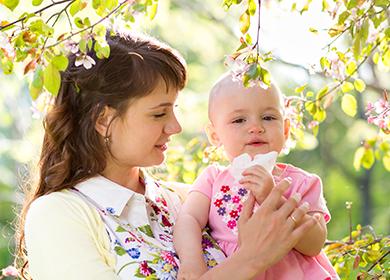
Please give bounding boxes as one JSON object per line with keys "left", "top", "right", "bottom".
{"left": 25, "top": 193, "right": 119, "bottom": 280}
{"left": 173, "top": 192, "right": 211, "bottom": 278}
{"left": 200, "top": 179, "right": 317, "bottom": 280}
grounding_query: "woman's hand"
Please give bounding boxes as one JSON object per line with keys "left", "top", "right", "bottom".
{"left": 235, "top": 178, "right": 317, "bottom": 278}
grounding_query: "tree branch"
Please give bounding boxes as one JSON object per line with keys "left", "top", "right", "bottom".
{"left": 0, "top": 0, "right": 74, "bottom": 31}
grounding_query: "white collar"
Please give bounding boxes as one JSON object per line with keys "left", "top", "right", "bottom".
{"left": 75, "top": 175, "right": 142, "bottom": 216}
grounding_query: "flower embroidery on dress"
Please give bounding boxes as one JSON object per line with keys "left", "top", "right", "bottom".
{"left": 212, "top": 184, "right": 248, "bottom": 235}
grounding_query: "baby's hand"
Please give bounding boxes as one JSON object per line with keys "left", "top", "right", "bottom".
{"left": 239, "top": 165, "right": 275, "bottom": 204}
{"left": 177, "top": 260, "right": 207, "bottom": 280}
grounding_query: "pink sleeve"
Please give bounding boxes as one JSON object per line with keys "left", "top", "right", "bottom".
{"left": 300, "top": 175, "right": 331, "bottom": 223}
{"left": 189, "top": 165, "right": 220, "bottom": 199}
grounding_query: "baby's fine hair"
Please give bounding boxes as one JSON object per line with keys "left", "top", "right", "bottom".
{"left": 208, "top": 71, "right": 286, "bottom": 121}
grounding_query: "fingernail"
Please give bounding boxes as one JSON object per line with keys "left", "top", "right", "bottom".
{"left": 291, "top": 192, "right": 301, "bottom": 203}
{"left": 301, "top": 201, "right": 310, "bottom": 210}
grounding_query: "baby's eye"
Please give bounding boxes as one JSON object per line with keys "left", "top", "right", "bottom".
{"left": 262, "top": 115, "right": 277, "bottom": 121}
{"left": 232, "top": 118, "right": 246, "bottom": 124}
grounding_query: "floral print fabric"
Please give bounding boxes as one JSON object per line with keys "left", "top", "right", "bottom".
{"left": 74, "top": 175, "right": 225, "bottom": 279}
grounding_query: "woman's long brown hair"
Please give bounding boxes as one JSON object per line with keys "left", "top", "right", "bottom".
{"left": 15, "top": 32, "right": 187, "bottom": 279}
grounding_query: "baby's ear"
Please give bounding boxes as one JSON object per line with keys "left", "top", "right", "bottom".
{"left": 205, "top": 123, "right": 221, "bottom": 147}
{"left": 283, "top": 118, "right": 291, "bottom": 139}
{"left": 95, "top": 106, "right": 116, "bottom": 137}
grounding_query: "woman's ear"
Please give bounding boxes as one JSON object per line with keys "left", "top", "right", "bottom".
{"left": 205, "top": 123, "right": 222, "bottom": 147}
{"left": 283, "top": 118, "right": 290, "bottom": 140}
{"left": 95, "top": 106, "right": 116, "bottom": 137}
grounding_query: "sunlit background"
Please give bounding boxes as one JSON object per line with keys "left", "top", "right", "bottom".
{"left": 0, "top": 0, "right": 389, "bottom": 269}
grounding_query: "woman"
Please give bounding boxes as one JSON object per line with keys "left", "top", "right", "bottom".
{"left": 17, "top": 31, "right": 317, "bottom": 279}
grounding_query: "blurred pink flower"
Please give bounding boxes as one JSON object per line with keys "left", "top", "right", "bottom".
{"left": 1, "top": 265, "right": 18, "bottom": 277}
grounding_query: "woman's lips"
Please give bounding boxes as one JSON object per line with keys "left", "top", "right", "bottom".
{"left": 155, "top": 144, "right": 167, "bottom": 151}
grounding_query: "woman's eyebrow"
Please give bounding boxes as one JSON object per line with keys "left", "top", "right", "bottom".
{"left": 149, "top": 102, "right": 173, "bottom": 109}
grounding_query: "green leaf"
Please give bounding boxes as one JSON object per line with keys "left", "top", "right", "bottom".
{"left": 383, "top": 154, "right": 390, "bottom": 171}
{"left": 360, "top": 19, "right": 369, "bottom": 46}
{"left": 383, "top": 49, "right": 390, "bottom": 67}
{"left": 353, "top": 147, "right": 365, "bottom": 170}
{"left": 374, "top": 0, "right": 389, "bottom": 7}
{"left": 114, "top": 246, "right": 126, "bottom": 256}
{"left": 320, "top": 57, "right": 330, "bottom": 69}
{"left": 341, "top": 94, "right": 357, "bottom": 117}
{"left": 147, "top": 3, "right": 158, "bottom": 20}
{"left": 70, "top": 0, "right": 82, "bottom": 17}
{"left": 372, "top": 52, "right": 379, "bottom": 64}
{"left": 138, "top": 225, "right": 154, "bottom": 238}
{"left": 248, "top": 0, "right": 256, "bottom": 16}
{"left": 347, "top": 0, "right": 358, "bottom": 9}
{"left": 305, "top": 101, "right": 317, "bottom": 115}
{"left": 353, "top": 33, "right": 361, "bottom": 61}
{"left": 116, "top": 225, "right": 126, "bottom": 232}
{"left": 346, "top": 61, "right": 357, "bottom": 76}
{"left": 362, "top": 148, "right": 375, "bottom": 169}
{"left": 1, "top": 57, "right": 13, "bottom": 74}
{"left": 52, "top": 55, "right": 69, "bottom": 71}
{"left": 43, "top": 63, "right": 61, "bottom": 96}
{"left": 92, "top": 0, "right": 101, "bottom": 9}
{"left": 338, "top": 11, "right": 350, "bottom": 25}
{"left": 295, "top": 83, "right": 307, "bottom": 93}
{"left": 314, "top": 108, "right": 327, "bottom": 122}
{"left": 32, "top": 66, "right": 43, "bottom": 88}
{"left": 74, "top": 17, "right": 84, "bottom": 28}
{"left": 341, "top": 82, "right": 354, "bottom": 93}
{"left": 239, "top": 10, "right": 250, "bottom": 34}
{"left": 354, "top": 79, "right": 366, "bottom": 92}
{"left": 2, "top": 0, "right": 19, "bottom": 11}
{"left": 316, "top": 86, "right": 328, "bottom": 100}
{"left": 32, "top": 0, "right": 43, "bottom": 6}
{"left": 260, "top": 67, "right": 271, "bottom": 86}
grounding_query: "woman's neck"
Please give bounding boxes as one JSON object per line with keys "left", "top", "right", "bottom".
{"left": 101, "top": 164, "right": 145, "bottom": 194}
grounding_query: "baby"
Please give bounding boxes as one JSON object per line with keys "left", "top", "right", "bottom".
{"left": 173, "top": 72, "right": 339, "bottom": 280}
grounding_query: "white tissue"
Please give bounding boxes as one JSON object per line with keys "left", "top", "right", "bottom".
{"left": 229, "top": 151, "right": 278, "bottom": 181}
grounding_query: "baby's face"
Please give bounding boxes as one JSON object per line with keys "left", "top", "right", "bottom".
{"left": 209, "top": 82, "right": 289, "bottom": 161}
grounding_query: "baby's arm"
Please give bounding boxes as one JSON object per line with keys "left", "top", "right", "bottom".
{"left": 293, "top": 175, "right": 328, "bottom": 256}
{"left": 173, "top": 191, "right": 211, "bottom": 279}
{"left": 293, "top": 212, "right": 326, "bottom": 256}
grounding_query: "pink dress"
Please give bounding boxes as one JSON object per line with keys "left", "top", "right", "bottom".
{"left": 191, "top": 163, "right": 339, "bottom": 280}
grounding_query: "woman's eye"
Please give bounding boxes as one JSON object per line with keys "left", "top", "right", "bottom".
{"left": 154, "top": 113, "right": 166, "bottom": 118}
{"left": 232, "top": 118, "right": 246, "bottom": 124}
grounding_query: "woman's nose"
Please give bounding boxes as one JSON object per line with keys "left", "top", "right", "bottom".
{"left": 165, "top": 115, "right": 182, "bottom": 135}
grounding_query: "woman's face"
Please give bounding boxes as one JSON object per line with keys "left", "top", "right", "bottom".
{"left": 106, "top": 79, "right": 182, "bottom": 169}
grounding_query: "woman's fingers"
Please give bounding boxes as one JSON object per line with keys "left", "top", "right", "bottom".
{"left": 238, "top": 193, "right": 255, "bottom": 226}
{"left": 287, "top": 202, "right": 310, "bottom": 228}
{"left": 260, "top": 178, "right": 291, "bottom": 210}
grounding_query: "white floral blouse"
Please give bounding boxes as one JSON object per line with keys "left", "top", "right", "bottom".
{"left": 72, "top": 175, "right": 225, "bottom": 279}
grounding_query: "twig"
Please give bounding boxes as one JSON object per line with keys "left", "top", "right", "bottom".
{"left": 44, "top": 0, "right": 128, "bottom": 50}
{"left": 255, "top": 0, "right": 261, "bottom": 63}
{"left": 0, "top": 0, "right": 73, "bottom": 31}
{"left": 367, "top": 250, "right": 390, "bottom": 272}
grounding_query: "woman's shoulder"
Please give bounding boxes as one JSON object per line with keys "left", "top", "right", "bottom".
{"left": 26, "top": 189, "right": 101, "bottom": 227}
